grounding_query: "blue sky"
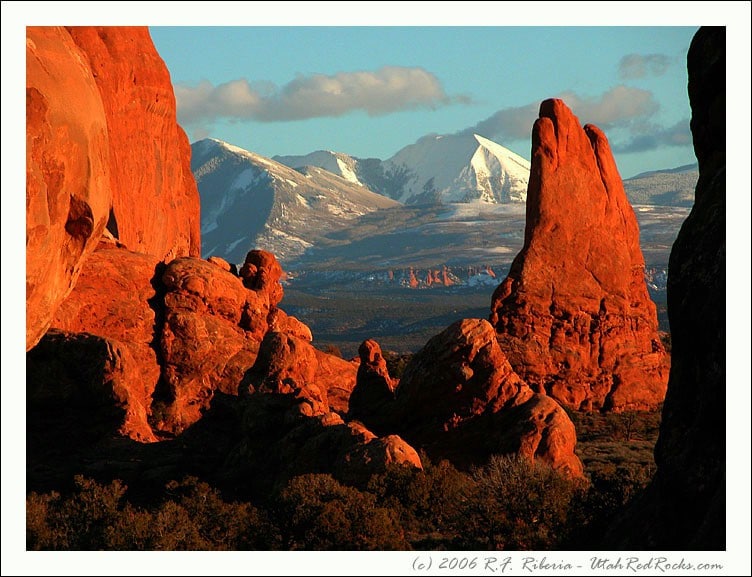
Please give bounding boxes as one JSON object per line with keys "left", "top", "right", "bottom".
{"left": 151, "top": 25, "right": 698, "bottom": 178}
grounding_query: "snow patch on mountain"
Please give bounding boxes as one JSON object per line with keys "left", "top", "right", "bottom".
{"left": 383, "top": 132, "right": 530, "bottom": 204}
{"left": 274, "top": 150, "right": 364, "bottom": 186}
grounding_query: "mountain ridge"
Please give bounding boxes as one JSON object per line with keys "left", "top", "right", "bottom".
{"left": 192, "top": 138, "right": 399, "bottom": 264}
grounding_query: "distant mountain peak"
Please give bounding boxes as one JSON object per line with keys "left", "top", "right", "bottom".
{"left": 192, "top": 141, "right": 399, "bottom": 264}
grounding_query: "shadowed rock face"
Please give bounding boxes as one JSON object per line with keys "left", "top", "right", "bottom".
{"left": 67, "top": 26, "right": 201, "bottom": 262}
{"left": 490, "top": 99, "right": 669, "bottom": 412}
{"left": 606, "top": 26, "right": 726, "bottom": 551}
{"left": 48, "top": 248, "right": 163, "bottom": 441}
{"left": 348, "top": 340, "right": 397, "bottom": 427}
{"left": 26, "top": 27, "right": 112, "bottom": 351}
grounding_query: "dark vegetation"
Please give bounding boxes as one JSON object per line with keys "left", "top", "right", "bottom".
{"left": 28, "top": 407, "right": 660, "bottom": 551}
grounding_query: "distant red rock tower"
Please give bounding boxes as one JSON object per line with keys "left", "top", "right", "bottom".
{"left": 409, "top": 267, "right": 419, "bottom": 289}
{"left": 442, "top": 266, "right": 454, "bottom": 287}
{"left": 490, "top": 99, "right": 669, "bottom": 412}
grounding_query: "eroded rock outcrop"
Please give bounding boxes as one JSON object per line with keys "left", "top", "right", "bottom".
{"left": 49, "top": 247, "right": 162, "bottom": 440}
{"left": 606, "top": 26, "right": 725, "bottom": 550}
{"left": 217, "top": 393, "right": 421, "bottom": 493}
{"left": 26, "top": 26, "right": 112, "bottom": 350}
{"left": 490, "top": 99, "right": 668, "bottom": 411}
{"left": 27, "top": 330, "right": 157, "bottom": 443}
{"left": 397, "top": 319, "right": 529, "bottom": 431}
{"left": 241, "top": 330, "right": 358, "bottom": 418}
{"left": 157, "top": 256, "right": 266, "bottom": 433}
{"left": 67, "top": 26, "right": 201, "bottom": 261}
{"left": 348, "top": 340, "right": 397, "bottom": 428}
{"left": 369, "top": 319, "right": 583, "bottom": 477}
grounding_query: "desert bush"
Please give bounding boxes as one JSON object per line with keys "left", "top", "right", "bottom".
{"left": 27, "top": 475, "right": 127, "bottom": 550}
{"left": 456, "top": 455, "right": 583, "bottom": 550}
{"left": 367, "top": 456, "right": 470, "bottom": 547}
{"left": 274, "top": 473, "right": 407, "bottom": 550}
{"left": 27, "top": 476, "right": 273, "bottom": 550}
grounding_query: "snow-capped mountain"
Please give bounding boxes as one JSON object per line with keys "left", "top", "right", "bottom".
{"left": 274, "top": 133, "right": 530, "bottom": 205}
{"left": 273, "top": 150, "right": 364, "bottom": 186}
{"left": 192, "top": 138, "right": 400, "bottom": 264}
{"left": 383, "top": 132, "right": 530, "bottom": 204}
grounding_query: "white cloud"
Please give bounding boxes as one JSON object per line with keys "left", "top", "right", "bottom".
{"left": 466, "top": 86, "right": 660, "bottom": 141}
{"left": 175, "top": 66, "right": 469, "bottom": 125}
{"left": 614, "top": 119, "right": 692, "bottom": 153}
{"left": 560, "top": 85, "right": 660, "bottom": 127}
{"left": 618, "top": 53, "right": 672, "bottom": 79}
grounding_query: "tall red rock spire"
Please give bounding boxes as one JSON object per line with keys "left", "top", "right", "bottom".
{"left": 490, "top": 99, "right": 669, "bottom": 411}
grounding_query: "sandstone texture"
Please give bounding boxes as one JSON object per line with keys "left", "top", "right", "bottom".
{"left": 157, "top": 256, "right": 267, "bottom": 433}
{"left": 26, "top": 26, "right": 112, "bottom": 350}
{"left": 490, "top": 98, "right": 669, "bottom": 411}
{"left": 397, "top": 319, "right": 529, "bottom": 431}
{"left": 241, "top": 330, "right": 358, "bottom": 418}
{"left": 43, "top": 247, "right": 309, "bottom": 438}
{"left": 219, "top": 394, "right": 421, "bottom": 492}
{"left": 67, "top": 26, "right": 201, "bottom": 261}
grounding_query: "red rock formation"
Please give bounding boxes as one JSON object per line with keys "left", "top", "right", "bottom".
{"left": 242, "top": 331, "right": 329, "bottom": 417}
{"left": 393, "top": 319, "right": 583, "bottom": 477}
{"left": 486, "top": 393, "right": 583, "bottom": 478}
{"left": 336, "top": 434, "right": 423, "bottom": 484}
{"left": 49, "top": 247, "right": 162, "bottom": 440}
{"left": 158, "top": 256, "right": 265, "bottom": 432}
{"left": 27, "top": 330, "right": 157, "bottom": 443}
{"left": 241, "top": 330, "right": 358, "bottom": 417}
{"left": 490, "top": 99, "right": 669, "bottom": 411}
{"left": 207, "top": 256, "right": 237, "bottom": 275}
{"left": 408, "top": 267, "right": 419, "bottom": 289}
{"left": 441, "top": 266, "right": 454, "bottom": 287}
{"left": 311, "top": 349, "right": 359, "bottom": 415}
{"left": 397, "top": 319, "right": 529, "bottom": 430}
{"left": 348, "top": 340, "right": 397, "bottom": 427}
{"left": 229, "top": 394, "right": 421, "bottom": 488}
{"left": 67, "top": 26, "right": 201, "bottom": 262}
{"left": 26, "top": 27, "right": 112, "bottom": 350}
{"left": 44, "top": 246, "right": 309, "bottom": 437}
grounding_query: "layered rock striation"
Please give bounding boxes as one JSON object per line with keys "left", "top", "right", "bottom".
{"left": 490, "top": 99, "right": 669, "bottom": 412}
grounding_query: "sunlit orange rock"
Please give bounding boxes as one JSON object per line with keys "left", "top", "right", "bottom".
{"left": 67, "top": 26, "right": 201, "bottom": 262}
{"left": 26, "top": 26, "right": 112, "bottom": 350}
{"left": 490, "top": 99, "right": 669, "bottom": 411}
{"left": 391, "top": 319, "right": 583, "bottom": 477}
